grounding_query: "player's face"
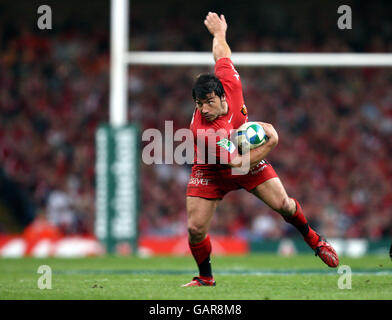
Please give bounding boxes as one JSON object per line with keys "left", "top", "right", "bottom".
{"left": 195, "top": 92, "right": 226, "bottom": 122}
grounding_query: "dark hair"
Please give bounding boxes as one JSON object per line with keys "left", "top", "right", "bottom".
{"left": 192, "top": 74, "right": 225, "bottom": 101}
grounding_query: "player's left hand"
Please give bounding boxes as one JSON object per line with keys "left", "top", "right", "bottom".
{"left": 258, "top": 122, "right": 279, "bottom": 147}
{"left": 204, "top": 12, "right": 227, "bottom": 37}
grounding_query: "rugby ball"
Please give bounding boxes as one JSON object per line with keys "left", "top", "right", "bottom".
{"left": 234, "top": 122, "right": 268, "bottom": 153}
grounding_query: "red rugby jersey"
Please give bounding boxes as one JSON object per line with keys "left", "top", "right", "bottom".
{"left": 190, "top": 57, "right": 248, "bottom": 167}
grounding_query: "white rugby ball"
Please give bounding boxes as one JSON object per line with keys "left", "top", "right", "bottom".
{"left": 234, "top": 122, "right": 268, "bottom": 153}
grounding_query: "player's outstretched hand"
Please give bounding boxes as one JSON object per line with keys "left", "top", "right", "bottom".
{"left": 204, "top": 12, "right": 227, "bottom": 37}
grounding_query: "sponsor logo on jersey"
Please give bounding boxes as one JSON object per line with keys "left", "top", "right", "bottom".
{"left": 195, "top": 170, "right": 203, "bottom": 178}
{"left": 241, "top": 104, "right": 248, "bottom": 116}
{"left": 250, "top": 165, "right": 267, "bottom": 175}
{"left": 250, "top": 160, "right": 269, "bottom": 175}
{"left": 217, "top": 138, "right": 236, "bottom": 154}
{"left": 189, "top": 177, "right": 211, "bottom": 186}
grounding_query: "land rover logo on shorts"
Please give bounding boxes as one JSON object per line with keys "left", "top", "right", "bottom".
{"left": 217, "top": 138, "right": 235, "bottom": 154}
{"left": 195, "top": 170, "right": 203, "bottom": 178}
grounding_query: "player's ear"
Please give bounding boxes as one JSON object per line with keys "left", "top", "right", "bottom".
{"left": 221, "top": 93, "right": 226, "bottom": 102}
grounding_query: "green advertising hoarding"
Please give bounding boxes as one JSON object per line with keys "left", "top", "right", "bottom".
{"left": 95, "top": 124, "right": 140, "bottom": 254}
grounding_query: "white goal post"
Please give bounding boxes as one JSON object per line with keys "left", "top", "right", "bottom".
{"left": 125, "top": 51, "right": 392, "bottom": 67}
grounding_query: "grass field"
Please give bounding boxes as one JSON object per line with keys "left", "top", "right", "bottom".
{"left": 0, "top": 254, "right": 391, "bottom": 300}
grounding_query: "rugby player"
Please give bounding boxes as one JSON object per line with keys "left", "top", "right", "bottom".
{"left": 183, "top": 12, "right": 339, "bottom": 287}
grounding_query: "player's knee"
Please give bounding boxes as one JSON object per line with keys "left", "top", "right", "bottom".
{"left": 188, "top": 224, "right": 207, "bottom": 243}
{"left": 276, "top": 197, "right": 295, "bottom": 216}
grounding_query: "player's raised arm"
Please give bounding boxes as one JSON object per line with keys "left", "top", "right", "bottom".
{"left": 204, "top": 12, "right": 231, "bottom": 62}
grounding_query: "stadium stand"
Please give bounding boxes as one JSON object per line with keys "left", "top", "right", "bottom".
{"left": 0, "top": 0, "right": 391, "bottom": 241}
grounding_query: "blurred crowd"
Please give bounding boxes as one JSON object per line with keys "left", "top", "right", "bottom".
{"left": 0, "top": 26, "right": 109, "bottom": 234}
{"left": 0, "top": 0, "right": 391, "bottom": 240}
{"left": 135, "top": 65, "right": 392, "bottom": 240}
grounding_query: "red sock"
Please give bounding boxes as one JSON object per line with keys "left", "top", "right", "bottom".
{"left": 189, "top": 235, "right": 212, "bottom": 279}
{"left": 283, "top": 199, "right": 319, "bottom": 249}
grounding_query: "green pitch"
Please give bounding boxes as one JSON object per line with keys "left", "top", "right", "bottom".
{"left": 0, "top": 254, "right": 391, "bottom": 300}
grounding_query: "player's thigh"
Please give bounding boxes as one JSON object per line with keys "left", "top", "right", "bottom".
{"left": 249, "top": 177, "right": 294, "bottom": 214}
{"left": 186, "top": 196, "right": 219, "bottom": 232}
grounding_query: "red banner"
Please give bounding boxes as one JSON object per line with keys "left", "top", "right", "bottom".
{"left": 0, "top": 234, "right": 248, "bottom": 257}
